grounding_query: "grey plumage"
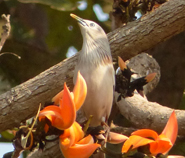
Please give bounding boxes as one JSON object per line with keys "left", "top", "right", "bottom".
{"left": 71, "top": 14, "right": 115, "bottom": 127}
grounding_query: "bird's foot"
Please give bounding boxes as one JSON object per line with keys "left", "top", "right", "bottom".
{"left": 101, "top": 122, "right": 111, "bottom": 145}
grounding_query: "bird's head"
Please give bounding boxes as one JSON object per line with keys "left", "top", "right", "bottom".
{"left": 70, "top": 14, "right": 107, "bottom": 41}
{"left": 70, "top": 14, "right": 112, "bottom": 65}
{"left": 70, "top": 14, "right": 110, "bottom": 53}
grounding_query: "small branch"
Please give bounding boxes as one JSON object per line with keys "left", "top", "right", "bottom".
{"left": 0, "top": 52, "right": 21, "bottom": 59}
{"left": 0, "top": 15, "right": 21, "bottom": 59}
{"left": 0, "top": 14, "right": 11, "bottom": 52}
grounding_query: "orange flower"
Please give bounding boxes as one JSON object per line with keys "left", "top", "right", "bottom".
{"left": 52, "top": 71, "right": 87, "bottom": 111}
{"left": 38, "top": 71, "right": 87, "bottom": 131}
{"left": 122, "top": 111, "right": 178, "bottom": 156}
{"left": 59, "top": 121, "right": 100, "bottom": 158}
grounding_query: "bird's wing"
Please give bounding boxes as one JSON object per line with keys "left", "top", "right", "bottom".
{"left": 110, "top": 63, "right": 115, "bottom": 91}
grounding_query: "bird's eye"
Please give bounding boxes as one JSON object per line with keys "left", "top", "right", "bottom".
{"left": 90, "top": 23, "right": 95, "bottom": 27}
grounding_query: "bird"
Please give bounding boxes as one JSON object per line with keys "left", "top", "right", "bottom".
{"left": 70, "top": 14, "right": 115, "bottom": 127}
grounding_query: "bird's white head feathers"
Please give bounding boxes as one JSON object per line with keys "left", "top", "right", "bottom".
{"left": 70, "top": 14, "right": 112, "bottom": 66}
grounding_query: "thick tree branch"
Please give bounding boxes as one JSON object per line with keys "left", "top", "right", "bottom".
{"left": 0, "top": 56, "right": 77, "bottom": 132}
{"left": 116, "top": 92, "right": 185, "bottom": 136}
{"left": 0, "top": 0, "right": 185, "bottom": 133}
{"left": 109, "top": 0, "right": 185, "bottom": 61}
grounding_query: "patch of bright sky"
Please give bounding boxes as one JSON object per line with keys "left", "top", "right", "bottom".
{"left": 93, "top": 4, "right": 109, "bottom": 22}
{"left": 66, "top": 46, "right": 78, "bottom": 58}
{"left": 135, "top": 11, "right": 142, "bottom": 19}
{"left": 78, "top": 1, "right": 87, "bottom": 10}
{"left": 0, "top": 142, "right": 22, "bottom": 158}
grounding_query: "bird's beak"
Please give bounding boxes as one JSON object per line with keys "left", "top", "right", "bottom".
{"left": 70, "top": 13, "right": 87, "bottom": 27}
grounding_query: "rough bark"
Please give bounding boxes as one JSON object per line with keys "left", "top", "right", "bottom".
{"left": 0, "top": 56, "right": 77, "bottom": 132}
{"left": 109, "top": 0, "right": 185, "bottom": 61}
{"left": 0, "top": 0, "right": 185, "bottom": 133}
{"left": 126, "top": 53, "right": 160, "bottom": 94}
{"left": 27, "top": 141, "right": 62, "bottom": 158}
{"left": 115, "top": 92, "right": 185, "bottom": 135}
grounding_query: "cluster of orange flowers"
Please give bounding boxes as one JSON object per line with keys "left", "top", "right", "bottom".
{"left": 122, "top": 111, "right": 180, "bottom": 158}
{"left": 39, "top": 72, "right": 101, "bottom": 158}
{"left": 38, "top": 71, "right": 182, "bottom": 158}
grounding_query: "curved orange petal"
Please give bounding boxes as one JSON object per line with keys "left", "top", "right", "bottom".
{"left": 52, "top": 90, "right": 64, "bottom": 105}
{"left": 73, "top": 71, "right": 87, "bottom": 111}
{"left": 77, "top": 135, "right": 94, "bottom": 144}
{"left": 108, "top": 132, "right": 128, "bottom": 144}
{"left": 149, "top": 138, "right": 172, "bottom": 155}
{"left": 162, "top": 111, "right": 178, "bottom": 146}
{"left": 44, "top": 124, "right": 49, "bottom": 133}
{"left": 118, "top": 56, "right": 127, "bottom": 71}
{"left": 158, "top": 134, "right": 172, "bottom": 142}
{"left": 122, "top": 135, "right": 154, "bottom": 153}
{"left": 60, "top": 122, "right": 84, "bottom": 149}
{"left": 60, "top": 83, "right": 76, "bottom": 129}
{"left": 39, "top": 106, "right": 66, "bottom": 130}
{"left": 145, "top": 73, "right": 156, "bottom": 83}
{"left": 39, "top": 105, "right": 61, "bottom": 118}
{"left": 72, "top": 121, "right": 84, "bottom": 143}
{"left": 61, "top": 143, "right": 100, "bottom": 158}
{"left": 60, "top": 127, "right": 75, "bottom": 150}
{"left": 132, "top": 129, "right": 158, "bottom": 140}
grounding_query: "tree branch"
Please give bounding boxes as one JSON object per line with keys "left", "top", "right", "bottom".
{"left": 0, "top": 0, "right": 185, "bottom": 133}
{"left": 0, "top": 14, "right": 10, "bottom": 52}
{"left": 27, "top": 141, "right": 62, "bottom": 158}
{"left": 116, "top": 92, "right": 185, "bottom": 136}
{"left": 109, "top": 0, "right": 185, "bottom": 60}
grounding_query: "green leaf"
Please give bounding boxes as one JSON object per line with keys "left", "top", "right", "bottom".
{"left": 1, "top": 130, "right": 15, "bottom": 141}
{"left": 18, "top": 0, "right": 79, "bottom": 11}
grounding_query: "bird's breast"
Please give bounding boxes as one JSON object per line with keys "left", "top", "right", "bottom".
{"left": 74, "top": 63, "right": 115, "bottom": 126}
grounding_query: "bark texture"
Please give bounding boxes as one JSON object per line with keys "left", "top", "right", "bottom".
{"left": 109, "top": 0, "right": 185, "bottom": 61}
{"left": 116, "top": 92, "right": 185, "bottom": 135}
{"left": 27, "top": 141, "right": 62, "bottom": 158}
{"left": 0, "top": 55, "right": 77, "bottom": 132}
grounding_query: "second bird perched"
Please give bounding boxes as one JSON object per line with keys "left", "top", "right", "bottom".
{"left": 71, "top": 14, "right": 115, "bottom": 127}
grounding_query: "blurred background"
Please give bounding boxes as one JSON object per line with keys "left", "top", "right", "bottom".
{"left": 0, "top": 0, "right": 112, "bottom": 93}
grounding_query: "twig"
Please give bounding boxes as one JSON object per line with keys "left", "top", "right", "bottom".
{"left": 0, "top": 14, "right": 11, "bottom": 52}
{"left": 0, "top": 52, "right": 21, "bottom": 59}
